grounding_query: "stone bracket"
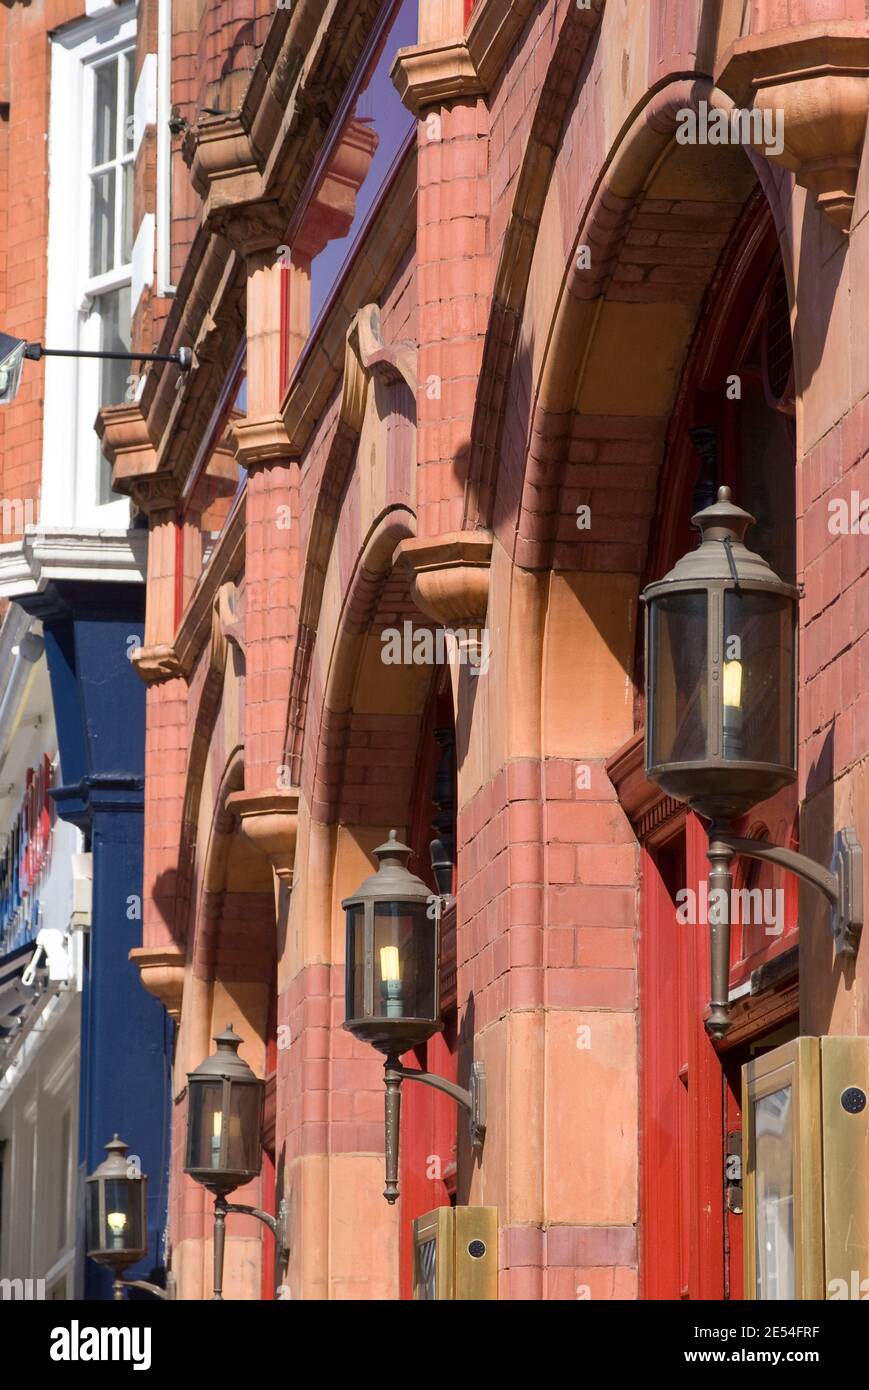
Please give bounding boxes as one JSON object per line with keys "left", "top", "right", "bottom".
{"left": 129, "top": 945, "right": 186, "bottom": 1021}
{"left": 227, "top": 787, "right": 301, "bottom": 885}
{"left": 395, "top": 531, "right": 492, "bottom": 627}
{"left": 715, "top": 23, "right": 869, "bottom": 232}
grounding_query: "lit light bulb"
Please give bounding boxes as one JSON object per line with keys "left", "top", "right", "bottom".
{"left": 723, "top": 659, "right": 743, "bottom": 709}
{"left": 211, "top": 1109, "right": 222, "bottom": 1167}
{"left": 380, "top": 946, "right": 403, "bottom": 1018}
{"left": 722, "top": 659, "right": 744, "bottom": 759}
{"left": 380, "top": 946, "right": 401, "bottom": 982}
{"left": 107, "top": 1210, "right": 127, "bottom": 1250}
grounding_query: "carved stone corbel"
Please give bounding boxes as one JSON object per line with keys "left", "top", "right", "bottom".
{"left": 340, "top": 303, "right": 418, "bottom": 433}
{"left": 716, "top": 23, "right": 869, "bottom": 233}
{"left": 132, "top": 643, "right": 185, "bottom": 686}
{"left": 210, "top": 581, "right": 244, "bottom": 676}
{"left": 226, "top": 787, "right": 301, "bottom": 885}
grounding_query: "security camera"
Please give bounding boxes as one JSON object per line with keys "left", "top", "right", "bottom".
{"left": 0, "top": 332, "right": 27, "bottom": 406}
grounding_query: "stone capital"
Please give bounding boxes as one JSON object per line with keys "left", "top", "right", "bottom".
{"left": 227, "top": 788, "right": 301, "bottom": 885}
{"left": 715, "top": 21, "right": 869, "bottom": 232}
{"left": 233, "top": 414, "right": 295, "bottom": 469}
{"left": 395, "top": 530, "right": 492, "bottom": 626}
{"left": 185, "top": 112, "right": 260, "bottom": 201}
{"left": 129, "top": 945, "right": 186, "bottom": 1021}
{"left": 391, "top": 39, "right": 485, "bottom": 115}
{"left": 210, "top": 198, "right": 288, "bottom": 258}
{"left": 97, "top": 403, "right": 162, "bottom": 499}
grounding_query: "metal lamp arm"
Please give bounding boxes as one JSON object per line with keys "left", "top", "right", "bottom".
{"left": 381, "top": 1059, "right": 487, "bottom": 1204}
{"left": 113, "top": 1277, "right": 173, "bottom": 1301}
{"left": 714, "top": 832, "right": 838, "bottom": 904}
{"left": 224, "top": 1201, "right": 280, "bottom": 1237}
{"left": 211, "top": 1195, "right": 290, "bottom": 1300}
{"left": 389, "top": 1064, "right": 473, "bottom": 1112}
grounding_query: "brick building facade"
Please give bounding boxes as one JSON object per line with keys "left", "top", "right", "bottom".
{"left": 87, "top": 0, "right": 869, "bottom": 1300}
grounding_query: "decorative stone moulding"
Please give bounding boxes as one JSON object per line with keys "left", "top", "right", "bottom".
{"left": 226, "top": 788, "right": 301, "bottom": 885}
{"left": 715, "top": 22, "right": 869, "bottom": 233}
{"left": 129, "top": 945, "right": 186, "bottom": 1021}
{"left": 395, "top": 531, "right": 492, "bottom": 626}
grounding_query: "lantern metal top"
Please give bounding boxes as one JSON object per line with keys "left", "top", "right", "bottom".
{"left": 187, "top": 1023, "right": 259, "bottom": 1085}
{"left": 341, "top": 829, "right": 432, "bottom": 909}
{"left": 643, "top": 486, "right": 799, "bottom": 599}
{"left": 87, "top": 1134, "right": 138, "bottom": 1185}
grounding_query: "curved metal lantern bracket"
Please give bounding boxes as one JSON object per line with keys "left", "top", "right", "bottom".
{"left": 381, "top": 1057, "right": 487, "bottom": 1204}
{"left": 211, "top": 1195, "right": 291, "bottom": 1300}
{"left": 705, "top": 824, "right": 863, "bottom": 1040}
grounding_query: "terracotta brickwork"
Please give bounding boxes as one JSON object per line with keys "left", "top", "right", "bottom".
{"left": 100, "top": 0, "right": 869, "bottom": 1300}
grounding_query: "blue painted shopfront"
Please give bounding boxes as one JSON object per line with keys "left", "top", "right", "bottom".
{"left": 21, "top": 579, "right": 171, "bottom": 1300}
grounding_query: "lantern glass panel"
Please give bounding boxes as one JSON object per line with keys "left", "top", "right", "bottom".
{"left": 346, "top": 904, "right": 366, "bottom": 1020}
{"left": 87, "top": 1176, "right": 144, "bottom": 1255}
{"left": 723, "top": 590, "right": 794, "bottom": 766}
{"left": 373, "top": 900, "right": 435, "bottom": 1019}
{"left": 187, "top": 1078, "right": 225, "bottom": 1172}
{"left": 227, "top": 1084, "right": 263, "bottom": 1173}
{"left": 650, "top": 591, "right": 708, "bottom": 765}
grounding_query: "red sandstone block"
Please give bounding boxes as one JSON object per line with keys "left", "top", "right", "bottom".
{"left": 547, "top": 801, "right": 634, "bottom": 844}
{"left": 574, "top": 844, "right": 637, "bottom": 885}
{"left": 508, "top": 966, "right": 544, "bottom": 1009}
{"left": 548, "top": 844, "right": 576, "bottom": 884}
{"left": 545, "top": 967, "right": 636, "bottom": 1010}
{"left": 508, "top": 842, "right": 544, "bottom": 884}
{"left": 544, "top": 759, "right": 575, "bottom": 800}
{"left": 576, "top": 927, "right": 635, "bottom": 970}
{"left": 547, "top": 928, "right": 575, "bottom": 968}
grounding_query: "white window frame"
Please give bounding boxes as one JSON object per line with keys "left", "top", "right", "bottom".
{"left": 43, "top": 5, "right": 137, "bottom": 530}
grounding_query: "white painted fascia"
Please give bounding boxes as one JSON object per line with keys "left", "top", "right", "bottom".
{"left": 0, "top": 528, "right": 147, "bottom": 599}
{"left": 133, "top": 51, "right": 157, "bottom": 157}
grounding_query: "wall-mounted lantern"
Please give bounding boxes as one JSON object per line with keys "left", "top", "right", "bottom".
{"left": 643, "top": 487, "right": 862, "bottom": 1038}
{"left": 184, "top": 1025, "right": 289, "bottom": 1299}
{"left": 342, "top": 831, "right": 485, "bottom": 1203}
{"left": 86, "top": 1136, "right": 172, "bottom": 1300}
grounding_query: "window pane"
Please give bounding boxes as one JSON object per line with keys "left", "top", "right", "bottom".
{"left": 754, "top": 1085, "right": 794, "bottom": 1299}
{"left": 122, "top": 160, "right": 134, "bottom": 263}
{"left": 99, "top": 284, "right": 131, "bottom": 404}
{"left": 650, "top": 592, "right": 708, "bottom": 766}
{"left": 93, "top": 60, "right": 118, "bottom": 165}
{"left": 90, "top": 168, "right": 116, "bottom": 275}
{"left": 373, "top": 901, "right": 436, "bottom": 1020}
{"left": 723, "top": 590, "right": 794, "bottom": 766}
{"left": 97, "top": 285, "right": 132, "bottom": 505}
{"left": 124, "top": 53, "right": 135, "bottom": 154}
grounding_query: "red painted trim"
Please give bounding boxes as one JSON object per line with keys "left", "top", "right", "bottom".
{"left": 279, "top": 263, "right": 289, "bottom": 393}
